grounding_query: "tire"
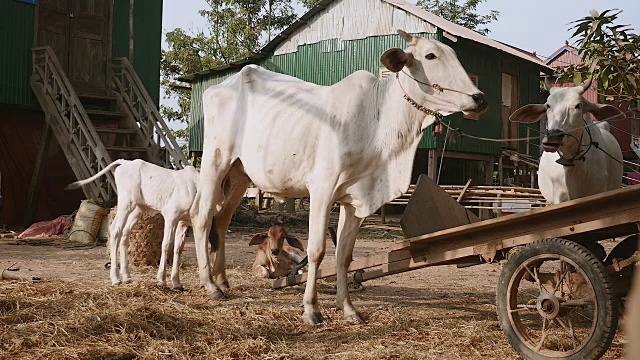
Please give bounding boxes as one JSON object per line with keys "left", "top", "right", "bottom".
{"left": 496, "top": 238, "right": 619, "bottom": 360}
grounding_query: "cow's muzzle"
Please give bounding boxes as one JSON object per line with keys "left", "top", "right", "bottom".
{"left": 542, "top": 129, "right": 564, "bottom": 152}
{"left": 471, "top": 92, "right": 488, "bottom": 113}
{"left": 271, "top": 248, "right": 281, "bottom": 256}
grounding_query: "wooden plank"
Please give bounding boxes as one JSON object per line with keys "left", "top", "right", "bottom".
{"left": 400, "top": 174, "right": 479, "bottom": 238}
{"left": 456, "top": 178, "right": 472, "bottom": 202}
{"left": 24, "top": 123, "right": 52, "bottom": 226}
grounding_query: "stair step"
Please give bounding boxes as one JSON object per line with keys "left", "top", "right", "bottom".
{"left": 78, "top": 94, "right": 119, "bottom": 112}
{"left": 95, "top": 128, "right": 138, "bottom": 135}
{"left": 86, "top": 109, "right": 128, "bottom": 118}
{"left": 78, "top": 93, "right": 118, "bottom": 101}
{"left": 105, "top": 146, "right": 148, "bottom": 152}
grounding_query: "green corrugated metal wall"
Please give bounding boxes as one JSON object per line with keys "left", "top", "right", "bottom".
{"left": 112, "top": 0, "right": 163, "bottom": 107}
{"left": 0, "top": 0, "right": 162, "bottom": 108}
{"left": 0, "top": 1, "right": 36, "bottom": 106}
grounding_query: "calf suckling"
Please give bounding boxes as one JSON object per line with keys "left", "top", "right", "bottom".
{"left": 250, "top": 225, "right": 306, "bottom": 279}
{"left": 67, "top": 159, "right": 200, "bottom": 290}
{"left": 510, "top": 77, "right": 624, "bottom": 204}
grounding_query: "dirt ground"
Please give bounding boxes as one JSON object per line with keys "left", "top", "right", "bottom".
{"left": 0, "top": 215, "right": 628, "bottom": 359}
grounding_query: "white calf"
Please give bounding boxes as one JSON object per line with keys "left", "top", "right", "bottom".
{"left": 67, "top": 159, "right": 199, "bottom": 289}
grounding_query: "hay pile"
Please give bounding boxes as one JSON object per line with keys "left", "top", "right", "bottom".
{"left": 0, "top": 271, "right": 625, "bottom": 359}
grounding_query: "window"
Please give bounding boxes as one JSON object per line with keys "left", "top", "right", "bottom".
{"left": 464, "top": 73, "right": 480, "bottom": 120}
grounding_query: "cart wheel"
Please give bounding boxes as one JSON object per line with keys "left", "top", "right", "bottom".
{"left": 496, "top": 238, "right": 618, "bottom": 360}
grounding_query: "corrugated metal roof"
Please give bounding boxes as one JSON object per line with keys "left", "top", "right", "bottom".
{"left": 382, "top": 0, "right": 548, "bottom": 67}
{"left": 178, "top": 0, "right": 550, "bottom": 82}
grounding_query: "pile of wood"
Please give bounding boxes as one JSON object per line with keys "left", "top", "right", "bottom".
{"left": 388, "top": 184, "right": 547, "bottom": 211}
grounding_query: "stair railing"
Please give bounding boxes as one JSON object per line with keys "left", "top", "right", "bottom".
{"left": 111, "top": 57, "right": 188, "bottom": 169}
{"left": 31, "top": 46, "right": 116, "bottom": 200}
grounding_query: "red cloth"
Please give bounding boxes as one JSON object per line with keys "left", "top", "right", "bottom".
{"left": 17, "top": 215, "right": 73, "bottom": 239}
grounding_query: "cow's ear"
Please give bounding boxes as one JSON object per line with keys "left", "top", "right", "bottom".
{"left": 249, "top": 232, "right": 268, "bottom": 245}
{"left": 285, "top": 236, "right": 305, "bottom": 252}
{"left": 585, "top": 101, "right": 625, "bottom": 122}
{"left": 509, "top": 104, "right": 547, "bottom": 123}
{"left": 380, "top": 48, "right": 414, "bottom": 73}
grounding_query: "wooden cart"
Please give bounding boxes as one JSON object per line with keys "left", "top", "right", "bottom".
{"left": 272, "top": 175, "right": 639, "bottom": 360}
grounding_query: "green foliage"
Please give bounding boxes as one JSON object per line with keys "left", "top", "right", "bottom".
{"left": 161, "top": 0, "right": 300, "bottom": 143}
{"left": 556, "top": 9, "right": 640, "bottom": 104}
{"left": 417, "top": 0, "right": 499, "bottom": 36}
{"left": 300, "top": 0, "right": 322, "bottom": 8}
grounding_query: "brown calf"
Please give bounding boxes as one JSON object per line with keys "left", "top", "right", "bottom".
{"left": 249, "top": 225, "right": 306, "bottom": 279}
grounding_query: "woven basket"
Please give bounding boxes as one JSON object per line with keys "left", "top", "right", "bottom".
{"left": 106, "top": 207, "right": 167, "bottom": 267}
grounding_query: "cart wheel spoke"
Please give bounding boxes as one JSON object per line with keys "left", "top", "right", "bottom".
{"left": 555, "top": 316, "right": 579, "bottom": 349}
{"left": 534, "top": 318, "right": 551, "bottom": 352}
{"left": 552, "top": 265, "right": 570, "bottom": 294}
{"left": 510, "top": 304, "right": 537, "bottom": 313}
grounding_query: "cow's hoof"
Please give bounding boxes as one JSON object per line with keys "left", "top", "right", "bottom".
{"left": 157, "top": 280, "right": 167, "bottom": 287}
{"left": 173, "top": 286, "right": 185, "bottom": 292}
{"left": 208, "top": 289, "right": 226, "bottom": 300}
{"left": 111, "top": 280, "right": 121, "bottom": 286}
{"left": 217, "top": 280, "right": 230, "bottom": 291}
{"left": 345, "top": 311, "right": 366, "bottom": 324}
{"left": 303, "top": 311, "right": 324, "bottom": 326}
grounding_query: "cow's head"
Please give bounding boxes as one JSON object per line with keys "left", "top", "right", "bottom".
{"left": 380, "top": 30, "right": 487, "bottom": 116}
{"left": 510, "top": 78, "right": 624, "bottom": 155}
{"left": 249, "top": 225, "right": 304, "bottom": 256}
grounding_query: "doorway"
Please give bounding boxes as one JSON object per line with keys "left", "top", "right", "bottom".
{"left": 36, "top": 0, "right": 112, "bottom": 95}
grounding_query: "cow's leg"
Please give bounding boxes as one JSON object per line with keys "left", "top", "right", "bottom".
{"left": 302, "top": 193, "right": 333, "bottom": 326}
{"left": 109, "top": 204, "right": 134, "bottom": 285}
{"left": 118, "top": 207, "right": 141, "bottom": 284}
{"left": 335, "top": 204, "right": 365, "bottom": 323}
{"left": 190, "top": 151, "right": 233, "bottom": 298}
{"left": 157, "top": 214, "right": 178, "bottom": 287}
{"left": 170, "top": 221, "right": 188, "bottom": 290}
{"left": 210, "top": 165, "right": 250, "bottom": 289}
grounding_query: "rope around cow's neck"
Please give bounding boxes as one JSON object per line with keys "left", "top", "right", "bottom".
{"left": 396, "top": 73, "right": 444, "bottom": 123}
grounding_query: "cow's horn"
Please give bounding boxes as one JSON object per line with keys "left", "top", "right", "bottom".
{"left": 579, "top": 74, "right": 594, "bottom": 93}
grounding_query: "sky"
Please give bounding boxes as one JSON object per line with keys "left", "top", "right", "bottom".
{"left": 160, "top": 0, "right": 640, "bottom": 131}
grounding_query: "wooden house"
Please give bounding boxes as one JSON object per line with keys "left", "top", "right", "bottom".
{"left": 0, "top": 0, "right": 186, "bottom": 227}
{"left": 180, "top": 0, "right": 549, "bottom": 189}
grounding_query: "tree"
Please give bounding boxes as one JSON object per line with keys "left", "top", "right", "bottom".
{"left": 417, "top": 0, "right": 499, "bottom": 36}
{"left": 300, "top": 0, "right": 321, "bottom": 8}
{"left": 161, "top": 0, "right": 299, "bottom": 144}
{"left": 556, "top": 9, "right": 640, "bottom": 104}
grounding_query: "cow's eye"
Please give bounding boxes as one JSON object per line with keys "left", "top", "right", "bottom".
{"left": 575, "top": 103, "right": 582, "bottom": 109}
{"left": 425, "top": 53, "right": 437, "bottom": 60}
{"left": 546, "top": 103, "right": 550, "bottom": 109}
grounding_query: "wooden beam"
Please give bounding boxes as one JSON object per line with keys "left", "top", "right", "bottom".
{"left": 129, "top": 0, "right": 134, "bottom": 62}
{"left": 24, "top": 123, "right": 52, "bottom": 226}
{"left": 457, "top": 178, "right": 472, "bottom": 202}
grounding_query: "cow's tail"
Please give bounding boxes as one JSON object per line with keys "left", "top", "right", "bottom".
{"left": 65, "top": 159, "right": 127, "bottom": 190}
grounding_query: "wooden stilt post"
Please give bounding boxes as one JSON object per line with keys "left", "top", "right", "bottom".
{"left": 24, "top": 123, "right": 52, "bottom": 226}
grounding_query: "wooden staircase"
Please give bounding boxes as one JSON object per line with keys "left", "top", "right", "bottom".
{"left": 30, "top": 46, "right": 188, "bottom": 202}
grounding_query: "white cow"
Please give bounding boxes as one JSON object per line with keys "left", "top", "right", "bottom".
{"left": 190, "top": 30, "right": 487, "bottom": 325}
{"left": 67, "top": 159, "right": 200, "bottom": 290}
{"left": 510, "top": 79, "right": 624, "bottom": 204}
